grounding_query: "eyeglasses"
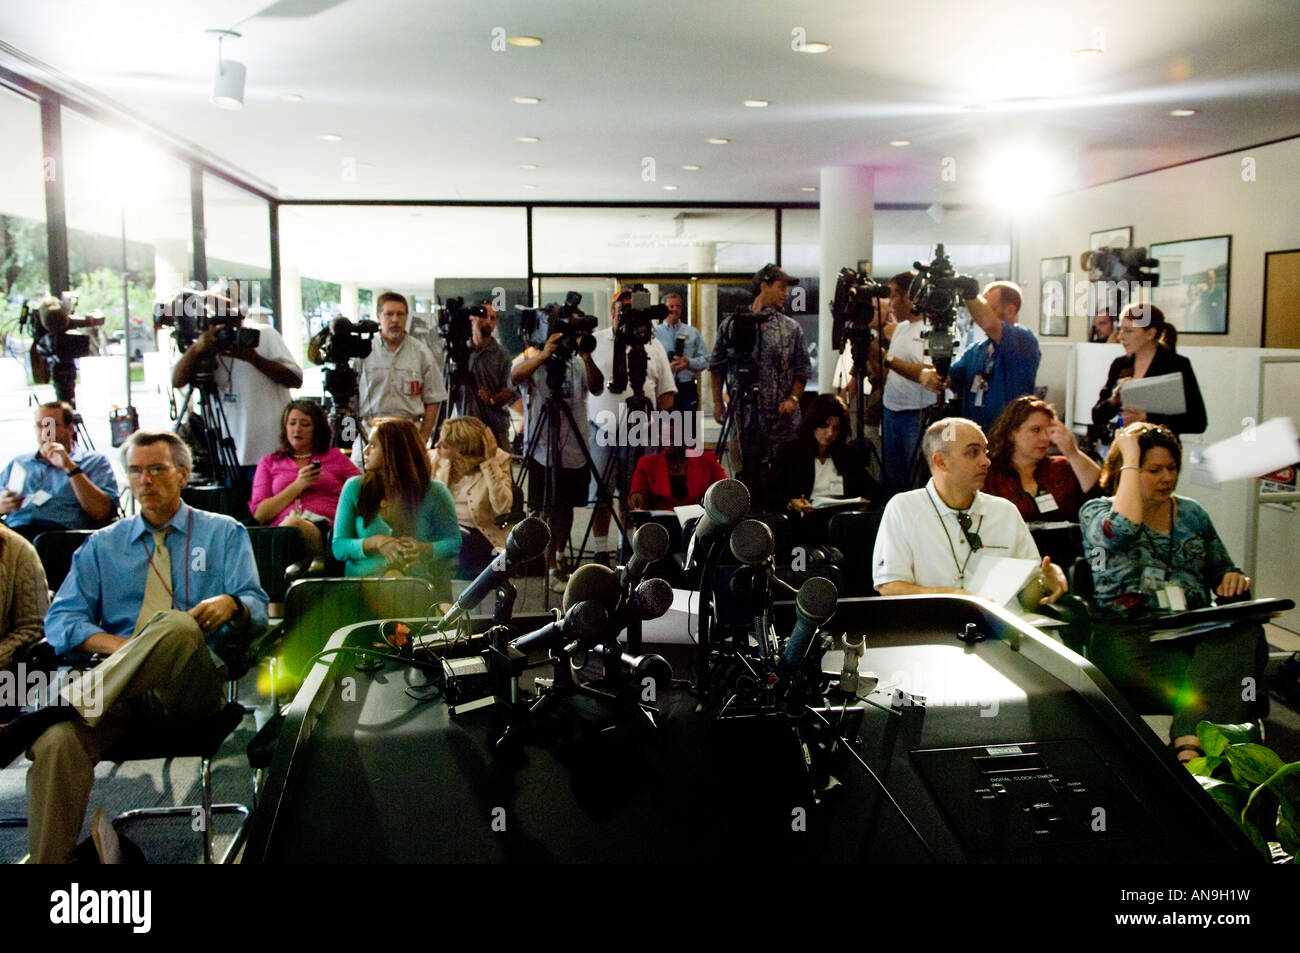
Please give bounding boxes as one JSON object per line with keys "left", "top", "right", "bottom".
{"left": 127, "top": 464, "right": 175, "bottom": 480}
{"left": 956, "top": 512, "right": 983, "bottom": 551}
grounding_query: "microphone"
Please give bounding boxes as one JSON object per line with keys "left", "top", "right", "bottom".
{"left": 437, "top": 516, "right": 549, "bottom": 626}
{"left": 511, "top": 600, "right": 610, "bottom": 654}
{"left": 562, "top": 563, "right": 621, "bottom": 614}
{"left": 622, "top": 522, "right": 670, "bottom": 590}
{"left": 685, "top": 478, "right": 750, "bottom": 570}
{"left": 729, "top": 519, "right": 774, "bottom": 567}
{"left": 780, "top": 576, "right": 838, "bottom": 671}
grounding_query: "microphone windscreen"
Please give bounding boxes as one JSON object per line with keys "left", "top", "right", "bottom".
{"left": 702, "top": 478, "right": 750, "bottom": 525}
{"left": 563, "top": 563, "right": 620, "bottom": 613}
{"left": 506, "top": 516, "right": 550, "bottom": 562}
{"left": 631, "top": 577, "right": 673, "bottom": 620}
{"left": 631, "top": 522, "right": 670, "bottom": 563}
{"left": 796, "top": 576, "right": 838, "bottom": 624}
{"left": 564, "top": 600, "right": 610, "bottom": 642}
{"left": 729, "top": 519, "right": 774, "bottom": 566}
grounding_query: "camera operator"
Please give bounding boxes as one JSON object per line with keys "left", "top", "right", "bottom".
{"left": 357, "top": 292, "right": 448, "bottom": 446}
{"left": 920, "top": 281, "right": 1040, "bottom": 432}
{"left": 588, "top": 288, "right": 677, "bottom": 565}
{"left": 510, "top": 326, "right": 604, "bottom": 592}
{"left": 879, "top": 271, "right": 938, "bottom": 493}
{"left": 448, "top": 301, "right": 514, "bottom": 450}
{"left": 709, "top": 264, "right": 812, "bottom": 485}
{"left": 652, "top": 292, "right": 707, "bottom": 412}
{"left": 170, "top": 301, "right": 303, "bottom": 481}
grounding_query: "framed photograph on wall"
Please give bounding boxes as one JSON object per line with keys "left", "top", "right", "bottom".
{"left": 1090, "top": 226, "right": 1133, "bottom": 250}
{"left": 1039, "top": 256, "right": 1069, "bottom": 336}
{"left": 1149, "top": 234, "right": 1231, "bottom": 334}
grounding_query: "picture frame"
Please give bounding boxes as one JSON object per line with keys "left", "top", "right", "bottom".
{"left": 1039, "top": 256, "right": 1070, "bottom": 336}
{"left": 1089, "top": 226, "right": 1132, "bottom": 250}
{"left": 1148, "top": 234, "right": 1231, "bottom": 334}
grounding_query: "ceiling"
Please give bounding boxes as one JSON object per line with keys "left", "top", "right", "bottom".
{"left": 2, "top": 0, "right": 1299, "bottom": 206}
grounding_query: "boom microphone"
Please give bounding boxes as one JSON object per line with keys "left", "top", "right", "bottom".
{"left": 685, "top": 478, "right": 750, "bottom": 570}
{"left": 780, "top": 576, "right": 838, "bottom": 671}
{"left": 437, "top": 516, "right": 549, "bottom": 626}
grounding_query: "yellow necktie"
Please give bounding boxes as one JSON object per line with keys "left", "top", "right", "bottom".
{"left": 135, "top": 527, "right": 173, "bottom": 635}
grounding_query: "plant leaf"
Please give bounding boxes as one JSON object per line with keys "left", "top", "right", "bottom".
{"left": 1197, "top": 721, "right": 1253, "bottom": 757}
{"left": 1222, "top": 744, "right": 1287, "bottom": 787}
{"left": 1185, "top": 755, "right": 1228, "bottom": 778}
{"left": 1197, "top": 777, "right": 1271, "bottom": 859}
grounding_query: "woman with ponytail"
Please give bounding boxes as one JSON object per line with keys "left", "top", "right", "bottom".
{"left": 1090, "top": 302, "right": 1207, "bottom": 438}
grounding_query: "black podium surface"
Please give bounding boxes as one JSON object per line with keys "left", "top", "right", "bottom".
{"left": 246, "top": 596, "right": 1258, "bottom": 864}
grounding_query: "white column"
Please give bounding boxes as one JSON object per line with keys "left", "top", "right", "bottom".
{"left": 817, "top": 166, "right": 875, "bottom": 392}
{"left": 280, "top": 265, "right": 304, "bottom": 388}
{"left": 340, "top": 280, "right": 359, "bottom": 322}
{"left": 688, "top": 242, "right": 717, "bottom": 274}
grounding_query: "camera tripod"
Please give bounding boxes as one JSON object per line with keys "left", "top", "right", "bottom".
{"left": 171, "top": 358, "right": 244, "bottom": 489}
{"left": 321, "top": 362, "right": 363, "bottom": 454}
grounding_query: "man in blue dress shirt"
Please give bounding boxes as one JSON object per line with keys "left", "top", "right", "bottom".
{"left": 921, "top": 281, "right": 1040, "bottom": 432}
{"left": 0, "top": 429, "right": 267, "bottom": 863}
{"left": 652, "top": 292, "right": 708, "bottom": 413}
{"left": 0, "top": 402, "right": 118, "bottom": 540}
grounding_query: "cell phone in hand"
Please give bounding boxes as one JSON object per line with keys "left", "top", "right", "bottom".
{"left": 311, "top": 460, "right": 322, "bottom": 470}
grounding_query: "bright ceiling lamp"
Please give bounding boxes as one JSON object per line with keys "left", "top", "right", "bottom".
{"left": 207, "top": 29, "right": 245, "bottom": 110}
{"left": 980, "top": 144, "right": 1062, "bottom": 218}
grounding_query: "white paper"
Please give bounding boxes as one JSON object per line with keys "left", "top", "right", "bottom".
{"left": 5, "top": 461, "right": 25, "bottom": 495}
{"left": 1119, "top": 372, "right": 1186, "bottom": 415}
{"left": 672, "top": 503, "right": 705, "bottom": 528}
{"left": 1203, "top": 416, "right": 1300, "bottom": 484}
{"left": 809, "top": 496, "right": 868, "bottom": 510}
{"left": 964, "top": 554, "right": 1042, "bottom": 608}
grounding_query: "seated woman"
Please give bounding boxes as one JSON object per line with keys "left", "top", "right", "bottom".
{"left": 984, "top": 396, "right": 1100, "bottom": 523}
{"left": 1090, "top": 302, "right": 1207, "bottom": 441}
{"left": 249, "top": 399, "right": 360, "bottom": 559}
{"left": 432, "top": 417, "right": 515, "bottom": 578}
{"left": 627, "top": 443, "right": 727, "bottom": 511}
{"left": 332, "top": 417, "right": 460, "bottom": 601}
{"left": 770, "top": 394, "right": 881, "bottom": 515}
{"left": 1079, "top": 423, "right": 1264, "bottom": 763}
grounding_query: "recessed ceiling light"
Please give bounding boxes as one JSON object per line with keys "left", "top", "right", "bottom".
{"left": 663, "top": 185, "right": 678, "bottom": 191}
{"left": 889, "top": 140, "right": 911, "bottom": 147}
{"left": 681, "top": 164, "right": 701, "bottom": 171}
{"left": 743, "top": 99, "right": 769, "bottom": 108}
{"left": 800, "top": 186, "right": 817, "bottom": 192}
{"left": 1169, "top": 108, "right": 1198, "bottom": 117}
{"left": 516, "top": 136, "right": 540, "bottom": 143}
{"left": 1071, "top": 48, "right": 1104, "bottom": 59}
{"left": 519, "top": 163, "right": 538, "bottom": 170}
{"left": 707, "top": 137, "right": 730, "bottom": 145}
{"left": 508, "top": 36, "right": 542, "bottom": 47}
{"left": 961, "top": 104, "right": 986, "bottom": 111}
{"left": 797, "top": 41, "right": 831, "bottom": 54}
{"left": 524, "top": 184, "right": 538, "bottom": 189}
{"left": 319, "top": 133, "right": 343, "bottom": 141}
{"left": 275, "top": 92, "right": 304, "bottom": 103}
{"left": 512, "top": 96, "right": 541, "bottom": 105}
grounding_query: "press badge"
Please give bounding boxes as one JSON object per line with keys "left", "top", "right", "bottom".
{"left": 223, "top": 392, "right": 238, "bottom": 404}
{"left": 1033, "top": 493, "right": 1058, "bottom": 514}
{"left": 1155, "top": 583, "right": 1187, "bottom": 611}
{"left": 407, "top": 380, "right": 422, "bottom": 397}
{"left": 1140, "top": 565, "right": 1167, "bottom": 592}
{"left": 971, "top": 373, "right": 988, "bottom": 408}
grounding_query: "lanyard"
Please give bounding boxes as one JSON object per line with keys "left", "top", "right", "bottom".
{"left": 925, "top": 486, "right": 980, "bottom": 586}
{"left": 140, "top": 508, "right": 193, "bottom": 609}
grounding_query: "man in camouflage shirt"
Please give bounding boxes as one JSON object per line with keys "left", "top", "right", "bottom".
{"left": 709, "top": 264, "right": 812, "bottom": 486}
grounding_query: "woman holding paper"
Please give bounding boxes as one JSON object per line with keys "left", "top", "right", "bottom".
{"left": 770, "top": 394, "right": 882, "bottom": 514}
{"left": 985, "top": 396, "right": 1101, "bottom": 523}
{"left": 1090, "top": 303, "right": 1207, "bottom": 438}
{"left": 1079, "top": 422, "right": 1263, "bottom": 762}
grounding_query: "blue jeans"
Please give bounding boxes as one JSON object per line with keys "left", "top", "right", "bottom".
{"left": 883, "top": 407, "right": 923, "bottom": 493}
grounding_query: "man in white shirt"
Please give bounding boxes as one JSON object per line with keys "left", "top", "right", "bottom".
{"left": 872, "top": 417, "right": 1067, "bottom": 600}
{"left": 356, "top": 292, "right": 448, "bottom": 445}
{"left": 879, "top": 271, "right": 937, "bottom": 493}
{"left": 587, "top": 288, "right": 676, "bottom": 564}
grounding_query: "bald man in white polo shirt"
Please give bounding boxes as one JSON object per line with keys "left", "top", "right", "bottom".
{"left": 873, "top": 417, "right": 1067, "bottom": 600}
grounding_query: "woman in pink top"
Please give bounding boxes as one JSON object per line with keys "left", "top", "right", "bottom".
{"left": 250, "top": 399, "right": 359, "bottom": 558}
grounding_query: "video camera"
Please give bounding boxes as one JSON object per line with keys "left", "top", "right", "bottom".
{"left": 908, "top": 244, "right": 979, "bottom": 377}
{"left": 1080, "top": 246, "right": 1159, "bottom": 285}
{"left": 436, "top": 296, "right": 476, "bottom": 367}
{"left": 517, "top": 291, "right": 598, "bottom": 363}
{"left": 154, "top": 290, "right": 260, "bottom": 353}
{"left": 830, "top": 267, "right": 889, "bottom": 352}
{"left": 308, "top": 316, "right": 379, "bottom": 366}
{"left": 22, "top": 293, "right": 103, "bottom": 370}
{"left": 614, "top": 287, "right": 668, "bottom": 347}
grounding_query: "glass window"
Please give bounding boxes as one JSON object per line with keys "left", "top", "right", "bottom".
{"left": 0, "top": 88, "right": 48, "bottom": 377}
{"left": 203, "top": 173, "right": 271, "bottom": 313}
{"left": 532, "top": 207, "right": 775, "bottom": 274}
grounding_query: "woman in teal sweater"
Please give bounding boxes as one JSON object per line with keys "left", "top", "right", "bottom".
{"left": 332, "top": 417, "right": 460, "bottom": 600}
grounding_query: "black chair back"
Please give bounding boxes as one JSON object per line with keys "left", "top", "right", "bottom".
{"left": 827, "top": 510, "right": 886, "bottom": 596}
{"left": 33, "top": 529, "right": 96, "bottom": 594}
{"left": 245, "top": 525, "right": 308, "bottom": 604}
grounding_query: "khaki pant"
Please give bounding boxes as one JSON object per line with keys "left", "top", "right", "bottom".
{"left": 25, "top": 611, "right": 226, "bottom": 864}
